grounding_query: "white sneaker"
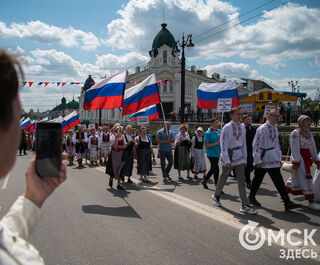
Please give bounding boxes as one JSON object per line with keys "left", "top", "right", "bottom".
{"left": 240, "top": 205, "right": 258, "bottom": 215}
{"left": 308, "top": 202, "right": 320, "bottom": 210}
{"left": 211, "top": 195, "right": 222, "bottom": 207}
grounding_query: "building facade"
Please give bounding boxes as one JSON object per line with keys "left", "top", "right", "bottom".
{"left": 79, "top": 23, "right": 245, "bottom": 123}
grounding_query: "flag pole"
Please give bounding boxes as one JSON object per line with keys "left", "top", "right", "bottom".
{"left": 160, "top": 103, "right": 168, "bottom": 134}
{"left": 221, "top": 112, "right": 224, "bottom": 130}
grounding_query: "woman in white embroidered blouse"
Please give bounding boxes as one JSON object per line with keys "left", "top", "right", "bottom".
{"left": 0, "top": 50, "right": 67, "bottom": 264}
{"left": 285, "top": 115, "right": 320, "bottom": 210}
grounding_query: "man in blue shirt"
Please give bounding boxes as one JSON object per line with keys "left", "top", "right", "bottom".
{"left": 286, "top": 102, "right": 292, "bottom": 126}
{"left": 201, "top": 118, "right": 221, "bottom": 189}
{"left": 156, "top": 122, "right": 174, "bottom": 181}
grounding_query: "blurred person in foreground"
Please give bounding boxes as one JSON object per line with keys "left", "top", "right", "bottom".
{"left": 0, "top": 49, "right": 67, "bottom": 264}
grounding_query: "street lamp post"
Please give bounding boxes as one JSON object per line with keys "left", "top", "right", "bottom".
{"left": 288, "top": 80, "right": 301, "bottom": 115}
{"left": 173, "top": 33, "right": 194, "bottom": 124}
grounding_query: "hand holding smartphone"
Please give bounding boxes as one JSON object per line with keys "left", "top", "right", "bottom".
{"left": 36, "top": 122, "right": 62, "bottom": 178}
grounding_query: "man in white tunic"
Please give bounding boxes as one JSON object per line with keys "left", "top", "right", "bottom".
{"left": 249, "top": 109, "right": 300, "bottom": 211}
{"left": 212, "top": 108, "right": 257, "bottom": 215}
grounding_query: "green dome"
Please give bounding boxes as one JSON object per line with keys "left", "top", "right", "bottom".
{"left": 150, "top": 23, "right": 176, "bottom": 57}
{"left": 61, "top": 97, "right": 67, "bottom": 104}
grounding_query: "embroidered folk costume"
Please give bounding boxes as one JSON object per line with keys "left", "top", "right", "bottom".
{"left": 88, "top": 129, "right": 100, "bottom": 166}
{"left": 65, "top": 130, "right": 75, "bottom": 165}
{"left": 250, "top": 118, "right": 298, "bottom": 211}
{"left": 285, "top": 115, "right": 320, "bottom": 210}
{"left": 191, "top": 128, "right": 206, "bottom": 177}
{"left": 73, "top": 129, "right": 88, "bottom": 167}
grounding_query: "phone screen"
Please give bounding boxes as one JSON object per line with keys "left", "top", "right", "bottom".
{"left": 36, "top": 123, "right": 62, "bottom": 178}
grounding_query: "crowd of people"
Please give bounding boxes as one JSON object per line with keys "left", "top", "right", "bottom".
{"left": 62, "top": 107, "right": 320, "bottom": 215}
{"left": 1, "top": 49, "right": 320, "bottom": 263}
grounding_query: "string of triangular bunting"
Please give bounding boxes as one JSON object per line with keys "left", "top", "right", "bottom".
{"left": 22, "top": 79, "right": 173, "bottom": 87}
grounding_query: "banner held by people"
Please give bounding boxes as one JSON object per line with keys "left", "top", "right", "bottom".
{"left": 83, "top": 71, "right": 127, "bottom": 110}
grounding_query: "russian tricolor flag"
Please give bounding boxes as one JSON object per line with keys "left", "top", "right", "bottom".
{"left": 122, "top": 74, "right": 161, "bottom": 115}
{"left": 129, "top": 105, "right": 159, "bottom": 121}
{"left": 62, "top": 111, "right": 80, "bottom": 133}
{"left": 197, "top": 81, "right": 239, "bottom": 109}
{"left": 27, "top": 121, "right": 37, "bottom": 133}
{"left": 21, "top": 117, "right": 31, "bottom": 130}
{"left": 83, "top": 71, "right": 126, "bottom": 110}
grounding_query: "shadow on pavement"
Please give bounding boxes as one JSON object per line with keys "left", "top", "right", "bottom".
{"left": 81, "top": 204, "right": 141, "bottom": 219}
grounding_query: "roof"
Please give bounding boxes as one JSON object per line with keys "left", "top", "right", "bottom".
{"left": 150, "top": 23, "right": 176, "bottom": 57}
{"left": 239, "top": 89, "right": 307, "bottom": 98}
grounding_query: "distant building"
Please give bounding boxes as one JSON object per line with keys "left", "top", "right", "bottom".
{"left": 79, "top": 23, "right": 250, "bottom": 123}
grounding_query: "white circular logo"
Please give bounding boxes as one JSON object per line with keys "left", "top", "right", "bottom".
{"left": 239, "top": 221, "right": 266, "bottom": 251}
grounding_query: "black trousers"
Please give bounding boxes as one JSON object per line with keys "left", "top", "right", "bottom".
{"left": 249, "top": 167, "right": 290, "bottom": 204}
{"left": 204, "top": 157, "right": 219, "bottom": 185}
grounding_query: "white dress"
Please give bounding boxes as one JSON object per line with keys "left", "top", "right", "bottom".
{"left": 100, "top": 132, "right": 111, "bottom": 156}
{"left": 285, "top": 130, "right": 319, "bottom": 200}
{"left": 314, "top": 152, "right": 320, "bottom": 202}
{"left": 88, "top": 135, "right": 101, "bottom": 162}
{"left": 191, "top": 135, "right": 206, "bottom": 174}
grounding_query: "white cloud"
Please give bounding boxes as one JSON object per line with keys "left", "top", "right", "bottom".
{"left": 17, "top": 49, "right": 148, "bottom": 109}
{"left": 204, "top": 62, "right": 257, "bottom": 79}
{"left": 204, "top": 62, "right": 320, "bottom": 98}
{"left": 0, "top": 20, "right": 101, "bottom": 50}
{"left": 105, "top": 1, "right": 320, "bottom": 69}
{"left": 196, "top": 3, "right": 320, "bottom": 68}
{"left": 105, "top": 0, "right": 236, "bottom": 52}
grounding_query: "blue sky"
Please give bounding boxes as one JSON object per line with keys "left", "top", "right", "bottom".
{"left": 1, "top": 0, "right": 319, "bottom": 110}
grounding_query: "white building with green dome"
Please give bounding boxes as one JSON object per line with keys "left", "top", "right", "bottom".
{"left": 79, "top": 23, "right": 228, "bottom": 123}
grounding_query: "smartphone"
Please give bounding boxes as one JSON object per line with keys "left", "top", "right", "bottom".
{"left": 36, "top": 122, "right": 62, "bottom": 178}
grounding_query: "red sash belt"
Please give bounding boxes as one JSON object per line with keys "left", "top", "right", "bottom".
{"left": 300, "top": 148, "right": 312, "bottom": 179}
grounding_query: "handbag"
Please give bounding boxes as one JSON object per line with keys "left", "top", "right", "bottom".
{"left": 281, "top": 161, "right": 296, "bottom": 174}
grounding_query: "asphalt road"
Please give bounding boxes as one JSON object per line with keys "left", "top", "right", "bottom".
{"left": 0, "top": 151, "right": 320, "bottom": 265}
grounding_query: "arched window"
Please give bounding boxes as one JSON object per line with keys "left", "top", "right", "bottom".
{"left": 163, "top": 82, "right": 167, "bottom": 92}
{"left": 169, "top": 81, "right": 174, "bottom": 92}
{"left": 259, "top": 93, "right": 264, "bottom": 100}
{"left": 163, "top": 50, "right": 167, "bottom": 64}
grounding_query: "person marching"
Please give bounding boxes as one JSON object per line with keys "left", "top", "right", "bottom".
{"left": 191, "top": 127, "right": 206, "bottom": 179}
{"left": 65, "top": 130, "right": 75, "bottom": 166}
{"left": 88, "top": 128, "right": 100, "bottom": 166}
{"left": 249, "top": 109, "right": 299, "bottom": 211}
{"left": 122, "top": 125, "right": 135, "bottom": 184}
{"left": 156, "top": 122, "right": 174, "bottom": 181}
{"left": 285, "top": 115, "right": 320, "bottom": 210}
{"left": 201, "top": 118, "right": 221, "bottom": 189}
{"left": 84, "top": 128, "right": 91, "bottom": 164}
{"left": 174, "top": 124, "right": 191, "bottom": 180}
{"left": 97, "top": 126, "right": 103, "bottom": 164}
{"left": 73, "top": 126, "right": 87, "bottom": 167}
{"left": 100, "top": 126, "right": 111, "bottom": 165}
{"left": 108, "top": 124, "right": 127, "bottom": 190}
{"left": 243, "top": 114, "right": 256, "bottom": 189}
{"left": 212, "top": 108, "right": 257, "bottom": 215}
{"left": 134, "top": 126, "right": 155, "bottom": 183}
